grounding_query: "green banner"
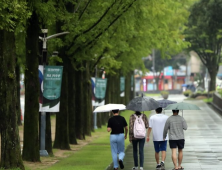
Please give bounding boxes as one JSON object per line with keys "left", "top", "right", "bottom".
{"left": 131, "top": 75, "right": 134, "bottom": 87}
{"left": 120, "top": 77, "right": 125, "bottom": 97}
{"left": 120, "top": 77, "right": 125, "bottom": 92}
{"left": 131, "top": 75, "right": 134, "bottom": 91}
{"left": 43, "top": 66, "right": 63, "bottom": 100}
{"left": 95, "top": 78, "right": 107, "bottom": 99}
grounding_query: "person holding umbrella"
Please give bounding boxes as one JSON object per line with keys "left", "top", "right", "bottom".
{"left": 129, "top": 111, "right": 149, "bottom": 170}
{"left": 147, "top": 107, "right": 169, "bottom": 169}
{"left": 107, "top": 109, "right": 128, "bottom": 170}
{"left": 126, "top": 94, "right": 159, "bottom": 170}
{"left": 163, "top": 110, "right": 188, "bottom": 170}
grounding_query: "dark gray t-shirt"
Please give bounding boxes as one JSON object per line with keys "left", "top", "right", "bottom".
{"left": 163, "top": 115, "right": 187, "bottom": 140}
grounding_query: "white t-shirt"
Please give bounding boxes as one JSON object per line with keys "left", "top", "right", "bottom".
{"left": 149, "top": 113, "right": 169, "bottom": 141}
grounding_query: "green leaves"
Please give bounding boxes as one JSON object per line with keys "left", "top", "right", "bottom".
{"left": 2, "top": 0, "right": 193, "bottom": 75}
{"left": 184, "top": 0, "right": 222, "bottom": 91}
{"left": 185, "top": 0, "right": 222, "bottom": 64}
{"left": 0, "top": 0, "right": 29, "bottom": 31}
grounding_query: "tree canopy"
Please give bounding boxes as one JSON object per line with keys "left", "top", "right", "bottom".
{"left": 0, "top": 0, "right": 28, "bottom": 31}
{"left": 185, "top": 0, "right": 222, "bottom": 91}
{"left": 44, "top": 0, "right": 192, "bottom": 75}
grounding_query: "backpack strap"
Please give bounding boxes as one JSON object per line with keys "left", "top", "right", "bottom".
{"left": 134, "top": 113, "right": 143, "bottom": 119}
{"left": 134, "top": 114, "right": 144, "bottom": 124}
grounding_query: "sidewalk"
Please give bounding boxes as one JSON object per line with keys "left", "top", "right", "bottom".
{"left": 123, "top": 96, "right": 222, "bottom": 170}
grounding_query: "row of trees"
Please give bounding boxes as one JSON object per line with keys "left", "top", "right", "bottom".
{"left": 142, "top": 0, "right": 222, "bottom": 92}
{"left": 0, "top": 0, "right": 193, "bottom": 169}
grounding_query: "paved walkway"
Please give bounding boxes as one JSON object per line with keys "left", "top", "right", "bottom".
{"left": 123, "top": 95, "right": 222, "bottom": 170}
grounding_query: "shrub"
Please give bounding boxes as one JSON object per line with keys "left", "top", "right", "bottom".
{"left": 190, "top": 91, "right": 214, "bottom": 98}
{"left": 160, "top": 90, "right": 169, "bottom": 95}
{"left": 183, "top": 90, "right": 192, "bottom": 97}
{"left": 160, "top": 90, "right": 169, "bottom": 99}
{"left": 218, "top": 89, "right": 222, "bottom": 98}
{"left": 203, "top": 97, "right": 213, "bottom": 103}
{"left": 196, "top": 87, "right": 205, "bottom": 92}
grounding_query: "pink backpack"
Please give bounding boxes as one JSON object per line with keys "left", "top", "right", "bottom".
{"left": 133, "top": 114, "right": 146, "bottom": 139}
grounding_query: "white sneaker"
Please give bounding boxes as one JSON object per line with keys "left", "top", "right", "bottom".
{"left": 132, "top": 167, "right": 138, "bottom": 170}
{"left": 140, "top": 167, "right": 143, "bottom": 170}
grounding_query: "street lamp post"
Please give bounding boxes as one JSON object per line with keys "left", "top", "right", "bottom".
{"left": 152, "top": 49, "right": 156, "bottom": 91}
{"left": 93, "top": 65, "right": 98, "bottom": 129}
{"left": 39, "top": 29, "right": 69, "bottom": 156}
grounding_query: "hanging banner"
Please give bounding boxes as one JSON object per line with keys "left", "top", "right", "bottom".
{"left": 131, "top": 75, "right": 134, "bottom": 91}
{"left": 91, "top": 77, "right": 107, "bottom": 106}
{"left": 95, "top": 78, "right": 107, "bottom": 99}
{"left": 39, "top": 65, "right": 63, "bottom": 112}
{"left": 120, "top": 77, "right": 125, "bottom": 97}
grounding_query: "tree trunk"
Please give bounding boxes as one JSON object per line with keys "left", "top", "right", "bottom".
{"left": 83, "top": 62, "right": 92, "bottom": 136}
{"left": 97, "top": 113, "right": 102, "bottom": 128}
{"left": 0, "top": 29, "right": 25, "bottom": 170}
{"left": 111, "top": 75, "right": 117, "bottom": 103}
{"left": 101, "top": 113, "right": 107, "bottom": 126}
{"left": 22, "top": 12, "right": 40, "bottom": 162}
{"left": 68, "top": 60, "right": 77, "bottom": 144}
{"left": 53, "top": 56, "right": 70, "bottom": 149}
{"left": 116, "top": 74, "right": 121, "bottom": 104}
{"left": 208, "top": 65, "right": 218, "bottom": 91}
{"left": 16, "top": 64, "right": 22, "bottom": 126}
{"left": 130, "top": 71, "right": 135, "bottom": 100}
{"left": 75, "top": 69, "right": 85, "bottom": 140}
{"left": 91, "top": 110, "right": 94, "bottom": 132}
{"left": 125, "top": 73, "right": 131, "bottom": 105}
{"left": 104, "top": 74, "right": 111, "bottom": 121}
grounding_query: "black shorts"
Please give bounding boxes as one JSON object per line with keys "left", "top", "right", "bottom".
{"left": 169, "top": 139, "right": 185, "bottom": 149}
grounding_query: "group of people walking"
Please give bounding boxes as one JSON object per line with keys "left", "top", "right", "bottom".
{"left": 107, "top": 107, "right": 187, "bottom": 170}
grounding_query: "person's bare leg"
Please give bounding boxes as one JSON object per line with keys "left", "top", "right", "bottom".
{"left": 161, "top": 151, "right": 166, "bottom": 162}
{"left": 155, "top": 152, "right": 159, "bottom": 164}
{"left": 171, "top": 148, "right": 178, "bottom": 169}
{"left": 178, "top": 149, "right": 183, "bottom": 168}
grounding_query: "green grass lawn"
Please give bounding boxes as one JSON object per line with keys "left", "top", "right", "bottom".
{"left": 45, "top": 110, "right": 150, "bottom": 170}
{"left": 202, "top": 97, "right": 213, "bottom": 103}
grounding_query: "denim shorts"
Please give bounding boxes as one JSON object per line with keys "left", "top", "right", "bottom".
{"left": 153, "top": 141, "right": 167, "bottom": 153}
{"left": 169, "top": 139, "right": 185, "bottom": 149}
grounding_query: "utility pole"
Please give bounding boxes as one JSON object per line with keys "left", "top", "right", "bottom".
{"left": 94, "top": 65, "right": 98, "bottom": 129}
{"left": 39, "top": 29, "right": 69, "bottom": 156}
{"left": 152, "top": 49, "right": 156, "bottom": 91}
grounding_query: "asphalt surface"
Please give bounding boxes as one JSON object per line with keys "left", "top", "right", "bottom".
{"left": 121, "top": 95, "right": 222, "bottom": 170}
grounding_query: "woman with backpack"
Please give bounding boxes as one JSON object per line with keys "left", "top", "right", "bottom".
{"left": 129, "top": 111, "right": 149, "bottom": 170}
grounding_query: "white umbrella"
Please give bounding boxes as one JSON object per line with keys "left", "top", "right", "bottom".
{"left": 93, "top": 104, "right": 126, "bottom": 113}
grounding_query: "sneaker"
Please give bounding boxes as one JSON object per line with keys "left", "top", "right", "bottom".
{"left": 140, "top": 167, "right": 143, "bottom": 170}
{"left": 119, "top": 160, "right": 124, "bottom": 169}
{"left": 156, "top": 164, "right": 161, "bottom": 169}
{"left": 161, "top": 162, "right": 165, "bottom": 167}
{"left": 132, "top": 167, "right": 138, "bottom": 170}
